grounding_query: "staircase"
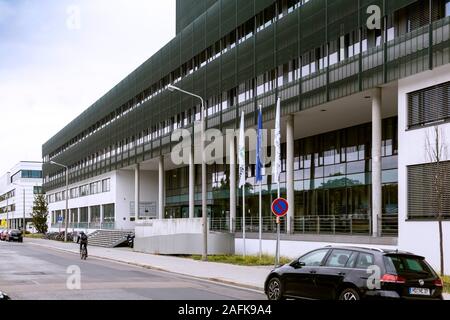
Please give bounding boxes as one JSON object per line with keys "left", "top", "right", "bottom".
{"left": 88, "top": 230, "right": 134, "bottom": 248}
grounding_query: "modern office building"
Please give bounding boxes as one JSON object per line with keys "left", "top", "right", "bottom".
{"left": 43, "top": 0, "right": 450, "bottom": 270}
{"left": 0, "top": 161, "right": 43, "bottom": 231}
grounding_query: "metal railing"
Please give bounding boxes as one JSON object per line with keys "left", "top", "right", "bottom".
{"left": 209, "top": 214, "right": 398, "bottom": 237}
{"left": 293, "top": 215, "right": 371, "bottom": 236}
{"left": 51, "top": 222, "right": 116, "bottom": 230}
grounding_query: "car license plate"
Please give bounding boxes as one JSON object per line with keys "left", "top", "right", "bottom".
{"left": 409, "top": 288, "right": 430, "bottom": 296}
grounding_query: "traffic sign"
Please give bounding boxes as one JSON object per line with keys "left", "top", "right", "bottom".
{"left": 58, "top": 216, "right": 64, "bottom": 223}
{"left": 271, "top": 198, "right": 289, "bottom": 217}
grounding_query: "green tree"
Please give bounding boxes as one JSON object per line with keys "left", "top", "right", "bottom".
{"left": 31, "top": 194, "right": 49, "bottom": 234}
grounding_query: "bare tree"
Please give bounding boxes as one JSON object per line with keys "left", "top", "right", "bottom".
{"left": 425, "top": 126, "right": 446, "bottom": 276}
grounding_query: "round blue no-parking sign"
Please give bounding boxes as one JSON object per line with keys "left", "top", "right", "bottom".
{"left": 271, "top": 198, "right": 289, "bottom": 218}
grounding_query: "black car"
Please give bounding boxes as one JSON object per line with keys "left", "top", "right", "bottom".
{"left": 7, "top": 230, "right": 23, "bottom": 242}
{"left": 265, "top": 246, "right": 444, "bottom": 300}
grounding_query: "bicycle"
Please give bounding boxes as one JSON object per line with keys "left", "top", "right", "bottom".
{"left": 80, "top": 245, "right": 88, "bottom": 260}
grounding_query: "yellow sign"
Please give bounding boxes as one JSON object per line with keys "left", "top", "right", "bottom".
{"left": 0, "top": 220, "right": 6, "bottom": 227}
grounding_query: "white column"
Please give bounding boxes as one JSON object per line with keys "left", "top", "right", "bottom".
{"left": 100, "top": 205, "right": 104, "bottom": 225}
{"left": 158, "top": 156, "right": 165, "bottom": 219}
{"left": 229, "top": 135, "right": 236, "bottom": 232}
{"left": 77, "top": 208, "right": 80, "bottom": 223}
{"left": 87, "top": 206, "right": 91, "bottom": 228}
{"left": 372, "top": 87, "right": 382, "bottom": 237}
{"left": 134, "top": 163, "right": 140, "bottom": 222}
{"left": 286, "top": 115, "right": 295, "bottom": 234}
{"left": 189, "top": 145, "right": 195, "bottom": 219}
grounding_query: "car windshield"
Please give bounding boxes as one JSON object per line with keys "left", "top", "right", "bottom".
{"left": 384, "top": 255, "right": 436, "bottom": 279}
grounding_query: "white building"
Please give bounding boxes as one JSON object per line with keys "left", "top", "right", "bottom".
{"left": 0, "top": 161, "right": 43, "bottom": 232}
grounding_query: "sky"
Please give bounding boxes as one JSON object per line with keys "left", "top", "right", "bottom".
{"left": 0, "top": 0, "right": 176, "bottom": 173}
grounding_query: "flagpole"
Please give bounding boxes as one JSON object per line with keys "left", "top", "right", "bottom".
{"left": 276, "top": 182, "right": 281, "bottom": 266}
{"left": 256, "top": 105, "right": 263, "bottom": 260}
{"left": 243, "top": 186, "right": 246, "bottom": 258}
{"left": 238, "top": 111, "right": 246, "bottom": 259}
{"left": 273, "top": 97, "right": 281, "bottom": 267}
{"left": 259, "top": 180, "right": 262, "bottom": 259}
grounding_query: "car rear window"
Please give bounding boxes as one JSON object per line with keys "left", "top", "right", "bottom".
{"left": 384, "top": 255, "right": 435, "bottom": 277}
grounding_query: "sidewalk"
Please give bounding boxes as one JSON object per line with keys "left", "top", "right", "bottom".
{"left": 25, "top": 238, "right": 271, "bottom": 291}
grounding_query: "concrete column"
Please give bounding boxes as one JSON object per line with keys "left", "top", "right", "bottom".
{"left": 134, "top": 163, "right": 140, "bottom": 222}
{"left": 77, "top": 208, "right": 80, "bottom": 223}
{"left": 229, "top": 135, "right": 236, "bottom": 232}
{"left": 286, "top": 115, "right": 295, "bottom": 234}
{"left": 88, "top": 207, "right": 91, "bottom": 227}
{"left": 189, "top": 145, "right": 195, "bottom": 219}
{"left": 158, "top": 156, "right": 165, "bottom": 219}
{"left": 100, "top": 205, "right": 104, "bottom": 224}
{"left": 372, "top": 87, "right": 382, "bottom": 237}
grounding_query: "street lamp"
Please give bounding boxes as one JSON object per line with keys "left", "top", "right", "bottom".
{"left": 11, "top": 182, "right": 26, "bottom": 235}
{"left": 49, "top": 161, "right": 69, "bottom": 242}
{"left": 167, "top": 84, "right": 208, "bottom": 262}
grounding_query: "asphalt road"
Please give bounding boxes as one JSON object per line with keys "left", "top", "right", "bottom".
{"left": 0, "top": 242, "right": 265, "bottom": 300}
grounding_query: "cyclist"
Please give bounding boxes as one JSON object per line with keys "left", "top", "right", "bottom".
{"left": 77, "top": 231, "right": 88, "bottom": 258}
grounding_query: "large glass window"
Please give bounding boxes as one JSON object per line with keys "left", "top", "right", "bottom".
{"left": 80, "top": 207, "right": 88, "bottom": 222}
{"left": 90, "top": 206, "right": 101, "bottom": 223}
{"left": 103, "top": 204, "right": 115, "bottom": 222}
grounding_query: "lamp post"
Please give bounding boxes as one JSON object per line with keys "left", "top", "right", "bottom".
{"left": 168, "top": 84, "right": 208, "bottom": 262}
{"left": 49, "top": 161, "right": 69, "bottom": 242}
{"left": 6, "top": 197, "right": 9, "bottom": 231}
{"left": 11, "top": 182, "right": 26, "bottom": 234}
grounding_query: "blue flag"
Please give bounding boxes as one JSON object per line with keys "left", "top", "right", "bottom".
{"left": 256, "top": 105, "right": 263, "bottom": 183}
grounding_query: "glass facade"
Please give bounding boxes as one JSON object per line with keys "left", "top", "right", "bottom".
{"left": 165, "top": 117, "right": 398, "bottom": 220}
{"left": 11, "top": 170, "right": 42, "bottom": 183}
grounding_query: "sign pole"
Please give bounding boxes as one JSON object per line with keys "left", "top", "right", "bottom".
{"left": 276, "top": 183, "right": 281, "bottom": 266}
{"left": 272, "top": 196, "right": 288, "bottom": 267}
{"left": 276, "top": 216, "right": 280, "bottom": 267}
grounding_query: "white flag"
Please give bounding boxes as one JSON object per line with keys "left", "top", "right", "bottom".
{"left": 238, "top": 111, "right": 246, "bottom": 188}
{"left": 272, "top": 98, "right": 281, "bottom": 184}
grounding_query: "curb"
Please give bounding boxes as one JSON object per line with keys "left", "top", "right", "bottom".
{"left": 27, "top": 241, "right": 265, "bottom": 293}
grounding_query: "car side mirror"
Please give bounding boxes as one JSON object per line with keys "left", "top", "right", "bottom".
{"left": 292, "top": 260, "right": 306, "bottom": 269}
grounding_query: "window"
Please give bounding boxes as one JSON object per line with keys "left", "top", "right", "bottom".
{"left": 33, "top": 186, "right": 43, "bottom": 195}
{"left": 408, "top": 161, "right": 450, "bottom": 219}
{"left": 90, "top": 206, "right": 101, "bottom": 223}
{"left": 80, "top": 185, "right": 89, "bottom": 197}
{"left": 384, "top": 255, "right": 434, "bottom": 277}
{"left": 102, "top": 179, "right": 111, "bottom": 192}
{"left": 355, "top": 253, "right": 375, "bottom": 269}
{"left": 408, "top": 81, "right": 450, "bottom": 129}
{"left": 103, "top": 204, "right": 115, "bottom": 222}
{"left": 299, "top": 249, "right": 329, "bottom": 267}
{"left": 325, "top": 250, "right": 353, "bottom": 268}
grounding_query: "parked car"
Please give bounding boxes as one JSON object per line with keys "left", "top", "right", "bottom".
{"left": 5, "top": 230, "right": 23, "bottom": 242}
{"left": 0, "top": 291, "right": 10, "bottom": 300}
{"left": 0, "top": 230, "right": 8, "bottom": 241}
{"left": 265, "top": 246, "right": 444, "bottom": 300}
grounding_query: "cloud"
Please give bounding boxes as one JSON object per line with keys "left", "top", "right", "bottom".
{"left": 0, "top": 0, "right": 176, "bottom": 172}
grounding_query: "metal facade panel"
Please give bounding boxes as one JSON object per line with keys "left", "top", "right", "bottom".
{"left": 43, "top": 0, "right": 450, "bottom": 190}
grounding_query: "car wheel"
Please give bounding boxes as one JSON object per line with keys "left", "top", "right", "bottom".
{"left": 267, "top": 277, "right": 283, "bottom": 301}
{"left": 339, "top": 288, "right": 360, "bottom": 301}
